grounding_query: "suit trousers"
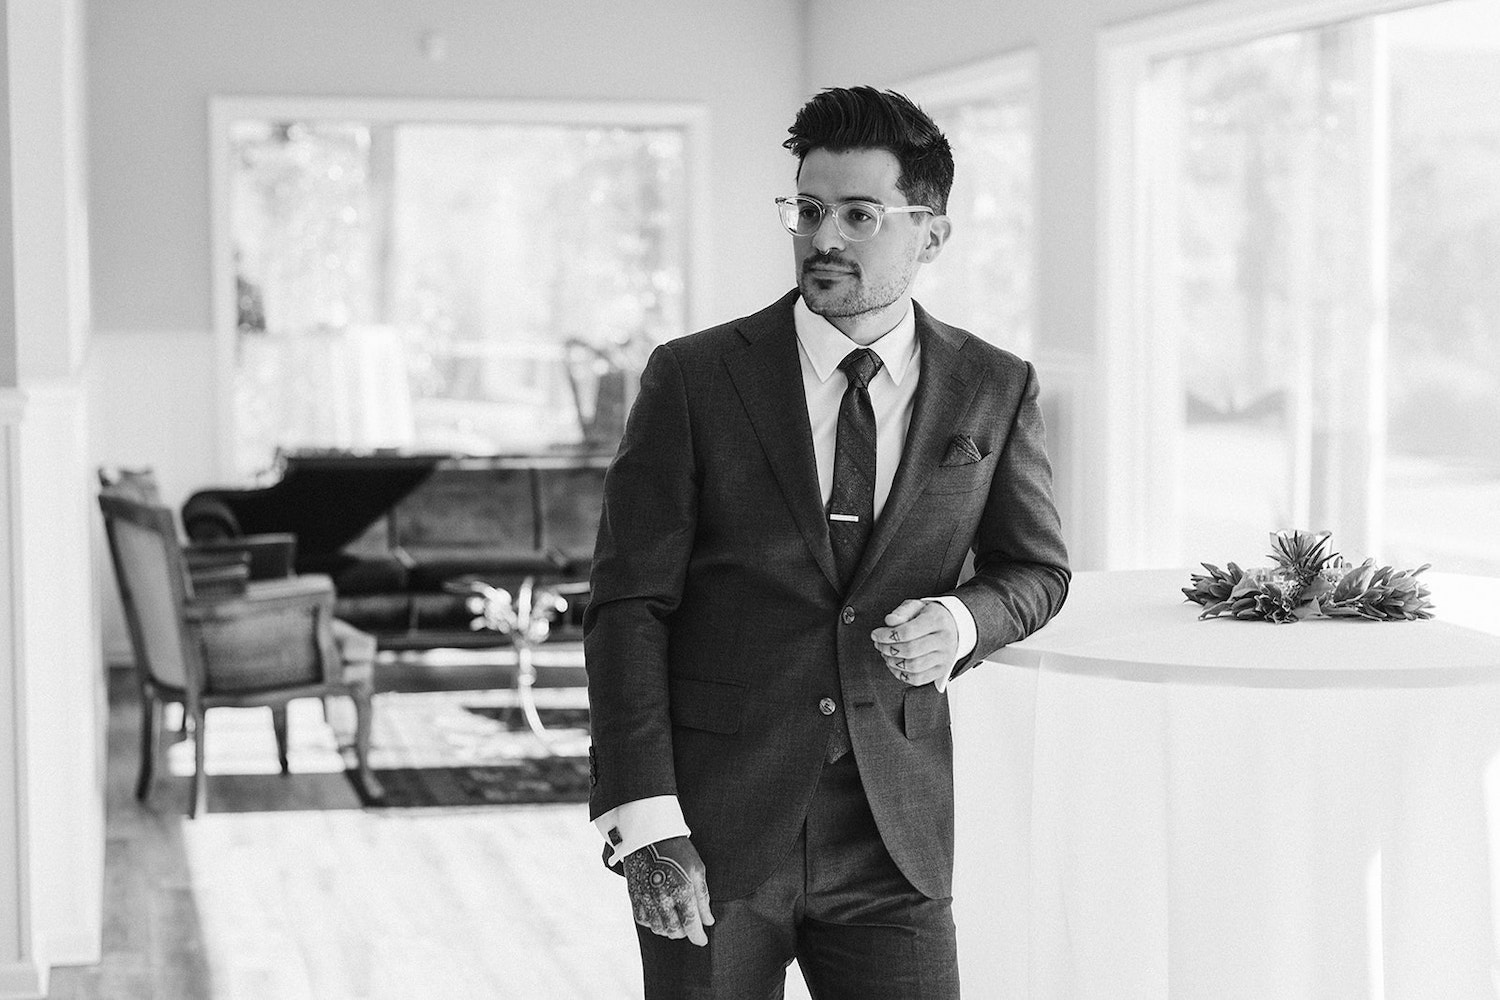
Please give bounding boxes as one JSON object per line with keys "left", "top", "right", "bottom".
{"left": 636, "top": 754, "right": 960, "bottom": 1000}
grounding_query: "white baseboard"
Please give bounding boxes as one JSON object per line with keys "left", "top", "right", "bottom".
{"left": 0, "top": 959, "right": 46, "bottom": 1000}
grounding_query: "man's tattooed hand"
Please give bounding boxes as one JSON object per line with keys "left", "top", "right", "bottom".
{"left": 623, "top": 836, "right": 715, "bottom": 946}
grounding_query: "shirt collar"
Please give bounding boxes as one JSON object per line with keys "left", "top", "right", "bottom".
{"left": 793, "top": 296, "right": 919, "bottom": 387}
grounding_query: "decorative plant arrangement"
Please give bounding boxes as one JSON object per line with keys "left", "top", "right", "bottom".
{"left": 1183, "top": 530, "right": 1435, "bottom": 624}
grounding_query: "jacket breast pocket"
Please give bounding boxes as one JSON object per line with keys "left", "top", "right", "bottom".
{"left": 669, "top": 675, "right": 748, "bottom": 734}
{"left": 924, "top": 450, "right": 999, "bottom": 495}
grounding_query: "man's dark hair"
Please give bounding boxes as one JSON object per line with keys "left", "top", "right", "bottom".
{"left": 784, "top": 86, "right": 954, "bottom": 216}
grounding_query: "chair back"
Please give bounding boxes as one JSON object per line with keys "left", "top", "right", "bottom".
{"left": 102, "top": 465, "right": 297, "bottom": 580}
{"left": 99, "top": 494, "right": 196, "bottom": 690}
{"left": 98, "top": 466, "right": 164, "bottom": 504}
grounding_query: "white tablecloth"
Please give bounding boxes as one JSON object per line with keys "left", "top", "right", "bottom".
{"left": 951, "top": 570, "right": 1500, "bottom": 1000}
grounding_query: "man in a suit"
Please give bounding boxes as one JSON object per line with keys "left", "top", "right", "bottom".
{"left": 586, "top": 85, "right": 1069, "bottom": 999}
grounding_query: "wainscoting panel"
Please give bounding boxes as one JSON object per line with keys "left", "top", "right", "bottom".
{"left": 17, "top": 377, "right": 104, "bottom": 970}
{"left": 0, "top": 387, "right": 45, "bottom": 1000}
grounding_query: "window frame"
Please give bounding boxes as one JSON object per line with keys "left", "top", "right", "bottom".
{"left": 207, "top": 95, "right": 710, "bottom": 479}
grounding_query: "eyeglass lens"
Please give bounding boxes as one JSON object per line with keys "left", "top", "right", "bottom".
{"left": 781, "top": 198, "right": 885, "bottom": 241}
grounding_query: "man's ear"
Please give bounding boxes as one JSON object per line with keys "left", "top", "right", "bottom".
{"left": 917, "top": 216, "right": 952, "bottom": 264}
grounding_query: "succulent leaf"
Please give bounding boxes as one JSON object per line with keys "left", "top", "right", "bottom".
{"left": 1320, "top": 560, "right": 1435, "bottom": 621}
{"left": 1183, "top": 561, "right": 1246, "bottom": 606}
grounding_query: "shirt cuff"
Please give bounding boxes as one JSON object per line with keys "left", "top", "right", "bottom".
{"left": 594, "top": 794, "right": 692, "bottom": 867}
{"left": 923, "top": 595, "right": 977, "bottom": 694}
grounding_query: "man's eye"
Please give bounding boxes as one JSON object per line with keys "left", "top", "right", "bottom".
{"left": 844, "top": 207, "right": 875, "bottom": 225}
{"left": 797, "top": 204, "right": 821, "bottom": 222}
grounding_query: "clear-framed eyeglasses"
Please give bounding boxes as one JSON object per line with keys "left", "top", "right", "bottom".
{"left": 774, "top": 195, "right": 934, "bottom": 243}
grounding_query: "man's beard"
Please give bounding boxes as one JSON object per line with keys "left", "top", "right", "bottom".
{"left": 798, "top": 251, "right": 917, "bottom": 319}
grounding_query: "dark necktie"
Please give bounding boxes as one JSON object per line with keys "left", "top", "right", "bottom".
{"left": 825, "top": 348, "right": 882, "bottom": 764}
{"left": 828, "top": 348, "right": 883, "bottom": 591}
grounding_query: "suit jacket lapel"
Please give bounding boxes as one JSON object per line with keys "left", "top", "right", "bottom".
{"left": 850, "top": 305, "right": 977, "bottom": 592}
{"left": 724, "top": 291, "right": 842, "bottom": 592}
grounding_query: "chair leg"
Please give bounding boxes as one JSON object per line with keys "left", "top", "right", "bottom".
{"left": 136, "top": 694, "right": 161, "bottom": 802}
{"left": 349, "top": 684, "right": 383, "bottom": 803}
{"left": 271, "top": 704, "right": 291, "bottom": 774}
{"left": 189, "top": 707, "right": 208, "bottom": 819}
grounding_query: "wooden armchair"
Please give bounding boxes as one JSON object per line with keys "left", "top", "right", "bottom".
{"left": 99, "top": 493, "right": 383, "bottom": 816}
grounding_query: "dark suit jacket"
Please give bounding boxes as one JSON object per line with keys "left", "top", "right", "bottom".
{"left": 585, "top": 289, "right": 1069, "bottom": 902}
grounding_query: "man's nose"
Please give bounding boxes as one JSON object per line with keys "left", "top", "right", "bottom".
{"left": 811, "top": 210, "right": 845, "bottom": 253}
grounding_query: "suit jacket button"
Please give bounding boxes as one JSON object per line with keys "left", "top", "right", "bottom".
{"left": 819, "top": 697, "right": 837, "bottom": 716}
{"left": 841, "top": 606, "right": 856, "bottom": 624}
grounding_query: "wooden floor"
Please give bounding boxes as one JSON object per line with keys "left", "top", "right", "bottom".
{"left": 43, "top": 672, "right": 646, "bottom": 1000}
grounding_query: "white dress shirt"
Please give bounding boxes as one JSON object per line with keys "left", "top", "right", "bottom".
{"left": 595, "top": 296, "right": 978, "bottom": 865}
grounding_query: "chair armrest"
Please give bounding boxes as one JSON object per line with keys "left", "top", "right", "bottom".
{"left": 186, "top": 533, "right": 297, "bottom": 580}
{"left": 185, "top": 549, "right": 249, "bottom": 571}
{"left": 185, "top": 551, "right": 251, "bottom": 597}
{"left": 184, "top": 573, "right": 335, "bottom": 621}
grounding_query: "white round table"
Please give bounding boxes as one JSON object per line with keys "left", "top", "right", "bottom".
{"left": 951, "top": 569, "right": 1500, "bottom": 1000}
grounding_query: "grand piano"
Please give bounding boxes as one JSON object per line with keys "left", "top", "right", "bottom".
{"left": 181, "top": 450, "right": 610, "bottom": 675}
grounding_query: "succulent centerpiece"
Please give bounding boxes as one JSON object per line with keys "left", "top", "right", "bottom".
{"left": 1183, "top": 529, "right": 1434, "bottom": 624}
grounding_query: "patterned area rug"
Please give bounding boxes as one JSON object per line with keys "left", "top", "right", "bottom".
{"left": 336, "top": 687, "right": 592, "bottom": 808}
{"left": 161, "top": 685, "right": 591, "bottom": 809}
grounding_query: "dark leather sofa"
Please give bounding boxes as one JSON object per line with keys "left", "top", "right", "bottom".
{"left": 181, "top": 451, "right": 609, "bottom": 652}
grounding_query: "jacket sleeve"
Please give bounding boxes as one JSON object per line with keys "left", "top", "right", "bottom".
{"left": 948, "top": 361, "right": 1070, "bottom": 678}
{"left": 584, "top": 344, "right": 699, "bottom": 819}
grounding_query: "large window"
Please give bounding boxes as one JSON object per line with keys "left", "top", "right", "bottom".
{"left": 1105, "top": 0, "right": 1500, "bottom": 573}
{"left": 214, "top": 100, "right": 703, "bottom": 476}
